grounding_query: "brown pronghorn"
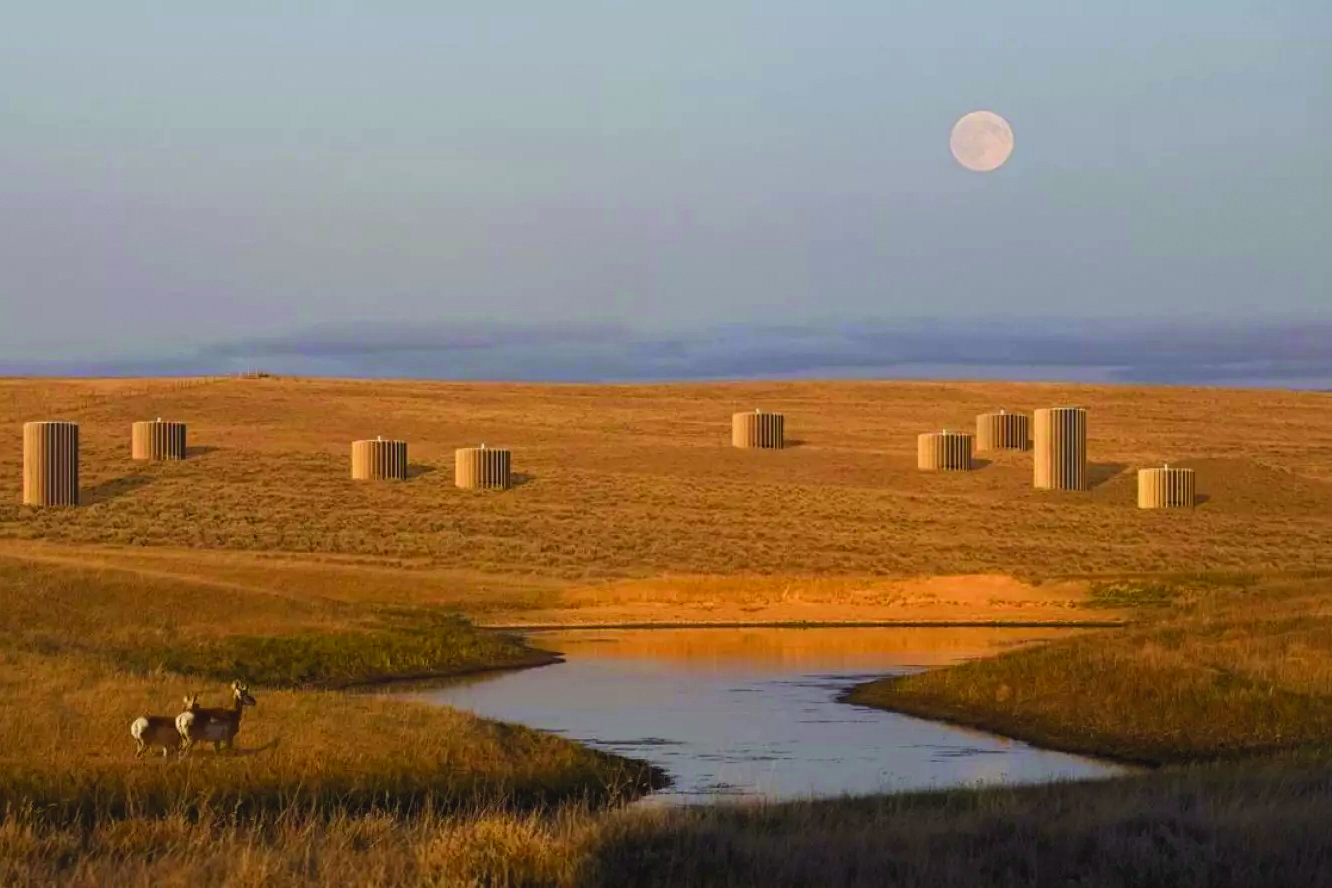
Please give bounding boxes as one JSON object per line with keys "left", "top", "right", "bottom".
{"left": 130, "top": 696, "right": 199, "bottom": 758}
{"left": 177, "top": 681, "right": 257, "bottom": 754}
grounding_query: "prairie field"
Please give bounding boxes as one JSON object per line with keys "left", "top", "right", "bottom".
{"left": 1, "top": 376, "right": 1329, "bottom": 625}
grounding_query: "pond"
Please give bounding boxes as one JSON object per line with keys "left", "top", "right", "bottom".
{"left": 404, "top": 627, "right": 1127, "bottom": 805}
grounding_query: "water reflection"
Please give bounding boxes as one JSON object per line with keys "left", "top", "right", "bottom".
{"left": 406, "top": 628, "right": 1125, "bottom": 804}
{"left": 529, "top": 626, "right": 1079, "bottom": 668}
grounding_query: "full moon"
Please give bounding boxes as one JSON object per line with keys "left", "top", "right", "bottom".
{"left": 949, "top": 110, "right": 1014, "bottom": 172}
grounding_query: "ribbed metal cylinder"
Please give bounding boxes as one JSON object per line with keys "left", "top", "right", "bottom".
{"left": 350, "top": 438, "right": 408, "bottom": 481}
{"left": 131, "top": 419, "right": 187, "bottom": 460}
{"left": 731, "top": 410, "right": 785, "bottom": 449}
{"left": 22, "top": 421, "right": 79, "bottom": 506}
{"left": 1033, "top": 407, "right": 1088, "bottom": 491}
{"left": 976, "top": 411, "right": 1030, "bottom": 452}
{"left": 917, "top": 431, "right": 974, "bottom": 471}
{"left": 455, "top": 446, "right": 512, "bottom": 490}
{"left": 1138, "top": 466, "right": 1196, "bottom": 509}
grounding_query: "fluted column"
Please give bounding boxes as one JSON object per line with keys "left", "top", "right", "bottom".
{"left": 23, "top": 421, "right": 79, "bottom": 506}
{"left": 917, "top": 431, "right": 974, "bottom": 471}
{"left": 731, "top": 410, "right": 785, "bottom": 449}
{"left": 1137, "top": 466, "right": 1196, "bottom": 509}
{"left": 1033, "top": 407, "right": 1087, "bottom": 491}
{"left": 351, "top": 438, "right": 409, "bottom": 480}
{"left": 455, "top": 445, "right": 512, "bottom": 489}
{"left": 131, "top": 419, "right": 187, "bottom": 460}
{"left": 975, "top": 411, "right": 1030, "bottom": 452}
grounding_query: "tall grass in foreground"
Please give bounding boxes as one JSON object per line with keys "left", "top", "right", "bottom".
{"left": 5, "top": 759, "right": 1332, "bottom": 887}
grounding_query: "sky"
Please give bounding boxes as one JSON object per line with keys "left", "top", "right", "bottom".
{"left": 1, "top": 2, "right": 1329, "bottom": 381}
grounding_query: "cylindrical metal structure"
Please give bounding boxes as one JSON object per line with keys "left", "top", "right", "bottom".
{"left": 131, "top": 419, "right": 187, "bottom": 460}
{"left": 1033, "top": 407, "right": 1088, "bottom": 491}
{"left": 917, "top": 431, "right": 974, "bottom": 471}
{"left": 1138, "top": 466, "right": 1196, "bottom": 509}
{"left": 350, "top": 437, "right": 408, "bottom": 481}
{"left": 455, "top": 445, "right": 512, "bottom": 490}
{"left": 976, "top": 410, "right": 1030, "bottom": 452}
{"left": 22, "top": 421, "right": 79, "bottom": 506}
{"left": 731, "top": 410, "right": 785, "bottom": 449}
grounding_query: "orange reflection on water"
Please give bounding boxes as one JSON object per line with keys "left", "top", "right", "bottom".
{"left": 527, "top": 627, "right": 1082, "bottom": 672}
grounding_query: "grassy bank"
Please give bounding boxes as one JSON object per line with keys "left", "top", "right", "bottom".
{"left": 0, "top": 651, "right": 656, "bottom": 828}
{"left": 583, "top": 757, "right": 1332, "bottom": 888}
{"left": 848, "top": 573, "right": 1332, "bottom": 764}
{"left": 6, "top": 758, "right": 1331, "bottom": 887}
{"left": 0, "top": 555, "right": 544, "bottom": 688}
{"left": 0, "top": 555, "right": 658, "bottom": 831}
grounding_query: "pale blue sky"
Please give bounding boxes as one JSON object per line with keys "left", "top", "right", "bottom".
{"left": 1, "top": 2, "right": 1328, "bottom": 370}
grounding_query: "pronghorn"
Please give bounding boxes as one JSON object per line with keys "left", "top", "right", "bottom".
{"left": 177, "top": 680, "right": 256, "bottom": 754}
{"left": 130, "top": 696, "right": 199, "bottom": 758}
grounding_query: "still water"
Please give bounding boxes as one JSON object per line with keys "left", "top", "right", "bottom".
{"left": 406, "top": 628, "right": 1126, "bottom": 804}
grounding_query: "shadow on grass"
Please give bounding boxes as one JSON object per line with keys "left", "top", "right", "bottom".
{"left": 511, "top": 473, "right": 535, "bottom": 488}
{"left": 1089, "top": 462, "right": 1129, "bottom": 489}
{"left": 186, "top": 446, "right": 220, "bottom": 458}
{"left": 227, "top": 739, "right": 281, "bottom": 758}
{"left": 972, "top": 458, "right": 993, "bottom": 470}
{"left": 82, "top": 474, "right": 154, "bottom": 505}
{"left": 407, "top": 464, "right": 436, "bottom": 479}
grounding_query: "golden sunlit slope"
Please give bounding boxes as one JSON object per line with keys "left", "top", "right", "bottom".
{"left": 0, "top": 376, "right": 1329, "bottom": 583}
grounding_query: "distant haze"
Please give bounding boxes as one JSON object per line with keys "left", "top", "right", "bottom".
{"left": 1, "top": 4, "right": 1328, "bottom": 381}
{"left": 4, "top": 318, "right": 1331, "bottom": 389}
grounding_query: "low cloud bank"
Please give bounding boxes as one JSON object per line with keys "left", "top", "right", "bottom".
{"left": 4, "top": 318, "right": 1330, "bottom": 388}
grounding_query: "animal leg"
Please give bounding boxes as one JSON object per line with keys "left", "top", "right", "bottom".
{"left": 134, "top": 739, "right": 146, "bottom": 758}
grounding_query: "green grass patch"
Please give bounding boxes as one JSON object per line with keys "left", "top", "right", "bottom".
{"left": 122, "top": 613, "right": 541, "bottom": 688}
{"left": 1084, "top": 572, "right": 1259, "bottom": 610}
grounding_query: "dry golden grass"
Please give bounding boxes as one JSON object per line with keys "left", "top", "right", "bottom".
{"left": 0, "top": 555, "right": 546, "bottom": 687}
{"left": 0, "top": 650, "right": 653, "bottom": 828}
{"left": 0, "top": 808, "right": 592, "bottom": 888}
{"left": 1, "top": 377, "right": 1329, "bottom": 587}
{"left": 0, "top": 542, "right": 1113, "bottom": 626}
{"left": 7, "top": 760, "right": 1332, "bottom": 887}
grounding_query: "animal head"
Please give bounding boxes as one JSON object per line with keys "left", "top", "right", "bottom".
{"left": 181, "top": 694, "right": 199, "bottom": 711}
{"left": 232, "top": 680, "right": 257, "bottom": 708}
